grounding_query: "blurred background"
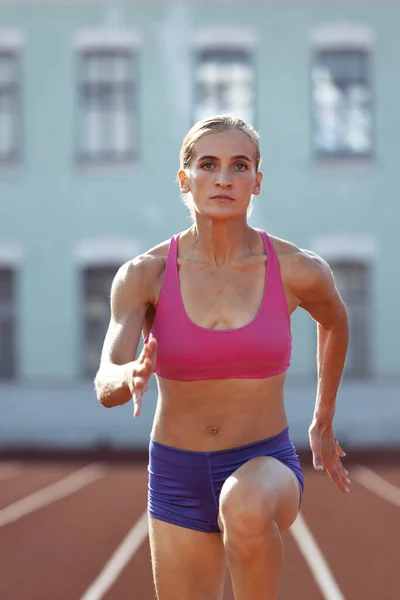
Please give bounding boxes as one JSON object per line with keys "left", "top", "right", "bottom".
{"left": 1, "top": 3, "right": 400, "bottom": 600}
{"left": 0, "top": 0, "right": 399, "bottom": 454}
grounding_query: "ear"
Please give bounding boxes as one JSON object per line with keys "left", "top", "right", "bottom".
{"left": 178, "top": 169, "right": 190, "bottom": 194}
{"left": 252, "top": 171, "right": 263, "bottom": 196}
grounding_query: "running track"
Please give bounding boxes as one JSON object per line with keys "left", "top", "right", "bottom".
{"left": 0, "top": 454, "right": 399, "bottom": 600}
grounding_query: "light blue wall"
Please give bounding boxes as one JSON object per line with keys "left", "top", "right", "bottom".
{"left": 0, "top": 1, "right": 399, "bottom": 448}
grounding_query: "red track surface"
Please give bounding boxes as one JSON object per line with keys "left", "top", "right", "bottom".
{"left": 0, "top": 456, "right": 399, "bottom": 600}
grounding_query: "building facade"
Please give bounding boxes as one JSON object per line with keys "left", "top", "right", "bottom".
{"left": 1, "top": 0, "right": 399, "bottom": 450}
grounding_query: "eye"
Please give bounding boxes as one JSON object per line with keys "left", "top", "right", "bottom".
{"left": 201, "top": 162, "right": 214, "bottom": 170}
{"left": 235, "top": 162, "right": 248, "bottom": 171}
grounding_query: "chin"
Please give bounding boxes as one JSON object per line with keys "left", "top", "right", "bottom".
{"left": 197, "top": 204, "right": 248, "bottom": 221}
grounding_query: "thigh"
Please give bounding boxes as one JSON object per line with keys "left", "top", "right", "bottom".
{"left": 218, "top": 456, "right": 301, "bottom": 534}
{"left": 149, "top": 517, "right": 227, "bottom": 600}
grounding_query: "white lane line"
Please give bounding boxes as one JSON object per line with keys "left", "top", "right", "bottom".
{"left": 80, "top": 511, "right": 149, "bottom": 600}
{"left": 290, "top": 512, "right": 345, "bottom": 600}
{"left": 353, "top": 466, "right": 400, "bottom": 508}
{"left": 0, "top": 463, "right": 105, "bottom": 527}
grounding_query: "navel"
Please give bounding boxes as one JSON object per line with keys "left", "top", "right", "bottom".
{"left": 206, "top": 425, "right": 219, "bottom": 436}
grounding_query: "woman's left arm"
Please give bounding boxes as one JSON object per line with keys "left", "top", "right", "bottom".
{"left": 287, "top": 249, "right": 351, "bottom": 494}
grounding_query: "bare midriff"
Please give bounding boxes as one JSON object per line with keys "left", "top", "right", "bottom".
{"left": 151, "top": 371, "right": 288, "bottom": 452}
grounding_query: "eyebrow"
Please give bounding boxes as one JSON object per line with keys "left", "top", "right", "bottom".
{"left": 196, "top": 154, "right": 253, "bottom": 163}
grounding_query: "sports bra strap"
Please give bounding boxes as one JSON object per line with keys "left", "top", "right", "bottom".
{"left": 160, "top": 234, "right": 179, "bottom": 294}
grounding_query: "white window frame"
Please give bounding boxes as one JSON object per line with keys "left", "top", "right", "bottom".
{"left": 75, "top": 237, "right": 141, "bottom": 378}
{"left": 311, "top": 234, "right": 375, "bottom": 379}
{"left": 311, "top": 234, "right": 377, "bottom": 263}
{"left": 310, "top": 23, "right": 376, "bottom": 50}
{"left": 74, "top": 29, "right": 142, "bottom": 165}
{"left": 310, "top": 23, "right": 375, "bottom": 159}
{"left": 191, "top": 27, "right": 257, "bottom": 125}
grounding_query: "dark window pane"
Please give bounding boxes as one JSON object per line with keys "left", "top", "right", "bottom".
{"left": 0, "top": 268, "right": 15, "bottom": 379}
{"left": 82, "top": 266, "right": 118, "bottom": 378}
{"left": 331, "top": 262, "right": 370, "bottom": 378}
{"left": 0, "top": 51, "right": 21, "bottom": 163}
{"left": 312, "top": 49, "right": 372, "bottom": 157}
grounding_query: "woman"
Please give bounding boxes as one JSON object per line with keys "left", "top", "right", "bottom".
{"left": 95, "top": 114, "right": 350, "bottom": 600}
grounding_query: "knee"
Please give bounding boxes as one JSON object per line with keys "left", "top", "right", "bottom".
{"left": 219, "top": 478, "right": 276, "bottom": 543}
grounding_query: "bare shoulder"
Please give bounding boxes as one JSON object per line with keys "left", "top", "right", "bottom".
{"left": 269, "top": 234, "right": 334, "bottom": 304}
{"left": 111, "top": 237, "right": 171, "bottom": 309}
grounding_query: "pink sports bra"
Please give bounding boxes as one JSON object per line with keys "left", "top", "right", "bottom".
{"left": 146, "top": 229, "right": 292, "bottom": 381}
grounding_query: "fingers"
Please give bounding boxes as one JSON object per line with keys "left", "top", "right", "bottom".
{"left": 336, "top": 439, "right": 346, "bottom": 458}
{"left": 325, "top": 457, "right": 351, "bottom": 494}
{"left": 133, "top": 391, "right": 142, "bottom": 418}
{"left": 147, "top": 336, "right": 158, "bottom": 355}
{"left": 135, "top": 339, "right": 157, "bottom": 383}
{"left": 309, "top": 427, "right": 350, "bottom": 492}
{"left": 315, "top": 445, "right": 351, "bottom": 493}
{"left": 131, "top": 338, "right": 157, "bottom": 418}
{"left": 135, "top": 357, "right": 155, "bottom": 385}
{"left": 140, "top": 337, "right": 158, "bottom": 362}
{"left": 309, "top": 431, "right": 324, "bottom": 472}
{"left": 313, "top": 453, "right": 324, "bottom": 472}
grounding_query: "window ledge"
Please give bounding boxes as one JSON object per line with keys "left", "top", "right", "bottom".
{"left": 74, "top": 29, "right": 142, "bottom": 50}
{"left": 310, "top": 23, "right": 376, "bottom": 49}
{"left": 312, "top": 155, "right": 375, "bottom": 169}
{"left": 74, "top": 156, "right": 138, "bottom": 173}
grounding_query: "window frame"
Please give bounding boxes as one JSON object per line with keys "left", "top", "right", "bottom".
{"left": 311, "top": 234, "right": 376, "bottom": 380}
{"left": 0, "top": 266, "right": 17, "bottom": 380}
{"left": 330, "top": 260, "right": 372, "bottom": 379}
{"left": 81, "top": 264, "right": 119, "bottom": 379}
{"left": 309, "top": 24, "right": 376, "bottom": 161}
{"left": 191, "top": 29, "right": 257, "bottom": 127}
{"left": 0, "top": 36, "right": 23, "bottom": 166}
{"left": 74, "top": 30, "right": 141, "bottom": 166}
{"left": 75, "top": 237, "right": 140, "bottom": 379}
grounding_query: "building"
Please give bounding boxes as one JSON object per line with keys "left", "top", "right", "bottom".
{"left": 1, "top": 0, "right": 399, "bottom": 450}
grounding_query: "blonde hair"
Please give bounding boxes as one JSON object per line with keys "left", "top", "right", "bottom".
{"left": 179, "top": 114, "right": 261, "bottom": 219}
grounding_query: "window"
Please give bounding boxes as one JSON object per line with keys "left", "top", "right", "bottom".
{"left": 77, "top": 48, "right": 137, "bottom": 163}
{"left": 312, "top": 49, "right": 372, "bottom": 157}
{"left": 331, "top": 262, "right": 370, "bottom": 378}
{"left": 0, "top": 268, "right": 16, "bottom": 379}
{"left": 82, "top": 266, "right": 117, "bottom": 378}
{"left": 0, "top": 49, "right": 21, "bottom": 163}
{"left": 193, "top": 48, "right": 255, "bottom": 124}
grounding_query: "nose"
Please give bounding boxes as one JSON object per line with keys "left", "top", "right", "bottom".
{"left": 215, "top": 169, "right": 233, "bottom": 188}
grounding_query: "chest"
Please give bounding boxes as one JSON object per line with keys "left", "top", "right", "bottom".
{"left": 177, "top": 258, "right": 267, "bottom": 330}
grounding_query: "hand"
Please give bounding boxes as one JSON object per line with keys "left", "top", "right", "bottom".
{"left": 308, "top": 419, "right": 351, "bottom": 493}
{"left": 128, "top": 337, "right": 158, "bottom": 417}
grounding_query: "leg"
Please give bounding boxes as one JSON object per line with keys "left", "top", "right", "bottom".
{"left": 149, "top": 517, "right": 227, "bottom": 600}
{"left": 218, "top": 456, "right": 301, "bottom": 600}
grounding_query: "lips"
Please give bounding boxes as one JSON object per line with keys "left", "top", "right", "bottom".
{"left": 211, "top": 195, "right": 235, "bottom": 201}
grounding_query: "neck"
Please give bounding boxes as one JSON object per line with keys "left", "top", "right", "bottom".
{"left": 191, "top": 215, "right": 252, "bottom": 266}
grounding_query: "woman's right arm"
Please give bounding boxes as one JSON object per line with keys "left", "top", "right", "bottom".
{"left": 94, "top": 254, "right": 162, "bottom": 411}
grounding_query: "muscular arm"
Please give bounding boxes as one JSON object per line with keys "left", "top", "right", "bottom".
{"left": 94, "top": 254, "right": 162, "bottom": 409}
{"left": 293, "top": 251, "right": 349, "bottom": 424}
{"left": 286, "top": 248, "right": 350, "bottom": 493}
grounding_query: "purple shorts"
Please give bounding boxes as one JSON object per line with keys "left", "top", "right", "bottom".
{"left": 148, "top": 427, "right": 304, "bottom": 533}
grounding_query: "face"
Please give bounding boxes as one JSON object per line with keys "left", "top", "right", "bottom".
{"left": 178, "top": 128, "right": 263, "bottom": 220}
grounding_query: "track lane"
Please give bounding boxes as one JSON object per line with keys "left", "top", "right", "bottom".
{"left": 0, "top": 463, "right": 84, "bottom": 510}
{"left": 371, "top": 466, "right": 400, "bottom": 489}
{"left": 300, "top": 470, "right": 400, "bottom": 600}
{"left": 105, "top": 476, "right": 323, "bottom": 600}
{"left": 105, "top": 530, "right": 324, "bottom": 600}
{"left": 2, "top": 461, "right": 399, "bottom": 600}
{"left": 0, "top": 465, "right": 148, "bottom": 600}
